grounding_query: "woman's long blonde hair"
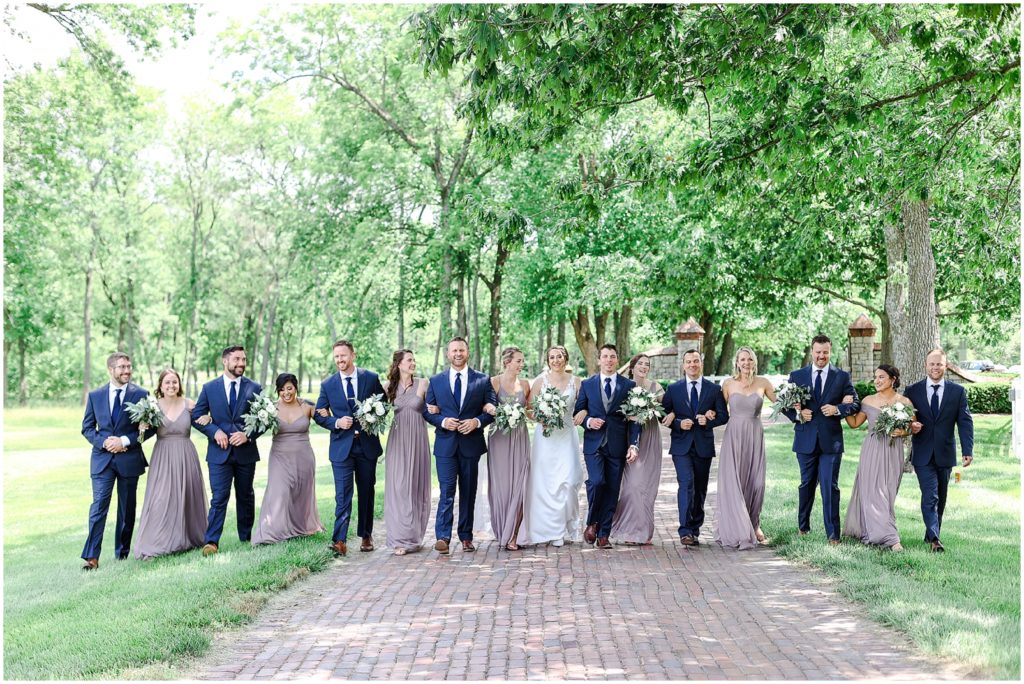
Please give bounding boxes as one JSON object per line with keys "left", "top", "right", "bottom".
{"left": 732, "top": 347, "right": 758, "bottom": 379}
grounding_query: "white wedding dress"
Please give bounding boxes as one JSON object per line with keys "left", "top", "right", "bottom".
{"left": 518, "top": 373, "right": 584, "bottom": 545}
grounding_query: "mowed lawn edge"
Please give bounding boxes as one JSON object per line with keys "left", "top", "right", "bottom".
{"left": 759, "top": 415, "right": 1019, "bottom": 679}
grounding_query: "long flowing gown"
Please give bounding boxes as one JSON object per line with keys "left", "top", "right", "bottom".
{"left": 252, "top": 412, "right": 324, "bottom": 545}
{"left": 518, "top": 373, "right": 583, "bottom": 545}
{"left": 843, "top": 404, "right": 904, "bottom": 548}
{"left": 133, "top": 409, "right": 208, "bottom": 559}
{"left": 714, "top": 392, "right": 767, "bottom": 550}
{"left": 487, "top": 385, "right": 531, "bottom": 546}
{"left": 384, "top": 380, "right": 432, "bottom": 552}
{"left": 610, "top": 379, "right": 664, "bottom": 544}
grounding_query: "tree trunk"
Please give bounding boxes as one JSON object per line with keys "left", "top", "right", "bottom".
{"left": 700, "top": 312, "right": 716, "bottom": 376}
{"left": 878, "top": 309, "right": 893, "bottom": 367}
{"left": 297, "top": 323, "right": 307, "bottom": 392}
{"left": 571, "top": 306, "right": 599, "bottom": 374}
{"left": 456, "top": 268, "right": 468, "bottom": 337}
{"left": 716, "top": 328, "right": 735, "bottom": 376}
{"left": 441, "top": 249, "right": 453, "bottom": 343}
{"left": 3, "top": 333, "right": 10, "bottom": 403}
{"left": 783, "top": 348, "right": 796, "bottom": 373}
{"left": 537, "top": 323, "right": 545, "bottom": 373}
{"left": 433, "top": 311, "right": 444, "bottom": 375}
{"left": 259, "top": 290, "right": 279, "bottom": 388}
{"left": 82, "top": 243, "right": 97, "bottom": 405}
{"left": 397, "top": 260, "right": 406, "bottom": 350}
{"left": 615, "top": 304, "right": 632, "bottom": 359}
{"left": 18, "top": 337, "right": 28, "bottom": 406}
{"left": 557, "top": 317, "right": 566, "bottom": 345}
{"left": 271, "top": 320, "right": 284, "bottom": 380}
{"left": 471, "top": 262, "right": 481, "bottom": 368}
{"left": 594, "top": 309, "right": 609, "bottom": 349}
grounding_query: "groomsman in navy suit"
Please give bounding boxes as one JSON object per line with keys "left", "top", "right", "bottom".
{"left": 906, "top": 348, "right": 974, "bottom": 552}
{"left": 422, "top": 336, "right": 497, "bottom": 554}
{"left": 783, "top": 334, "right": 859, "bottom": 543}
{"left": 314, "top": 339, "right": 385, "bottom": 556}
{"left": 574, "top": 344, "right": 641, "bottom": 549}
{"left": 192, "top": 345, "right": 265, "bottom": 555}
{"left": 80, "top": 352, "right": 149, "bottom": 569}
{"left": 661, "top": 348, "right": 729, "bottom": 546}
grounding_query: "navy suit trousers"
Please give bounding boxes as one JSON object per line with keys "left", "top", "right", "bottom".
{"left": 434, "top": 445, "right": 480, "bottom": 542}
{"left": 331, "top": 440, "right": 378, "bottom": 542}
{"left": 671, "top": 447, "right": 712, "bottom": 538}
{"left": 584, "top": 442, "right": 626, "bottom": 538}
{"left": 81, "top": 464, "right": 139, "bottom": 560}
{"left": 915, "top": 458, "right": 952, "bottom": 542}
{"left": 796, "top": 445, "right": 843, "bottom": 539}
{"left": 205, "top": 456, "right": 256, "bottom": 545}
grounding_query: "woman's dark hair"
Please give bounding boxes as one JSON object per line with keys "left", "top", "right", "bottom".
{"left": 275, "top": 373, "right": 300, "bottom": 394}
{"left": 626, "top": 354, "right": 650, "bottom": 379}
{"left": 876, "top": 364, "right": 901, "bottom": 389}
{"left": 386, "top": 349, "right": 414, "bottom": 403}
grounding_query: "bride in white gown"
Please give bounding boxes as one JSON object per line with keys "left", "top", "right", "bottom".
{"left": 518, "top": 346, "right": 584, "bottom": 546}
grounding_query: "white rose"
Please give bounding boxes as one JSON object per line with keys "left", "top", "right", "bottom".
{"left": 375, "top": 403, "right": 385, "bottom": 416}
{"left": 258, "top": 409, "right": 269, "bottom": 421}
{"left": 631, "top": 397, "right": 644, "bottom": 407}
{"left": 365, "top": 414, "right": 377, "bottom": 423}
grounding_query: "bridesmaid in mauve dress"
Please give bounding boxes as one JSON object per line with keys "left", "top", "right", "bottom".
{"left": 714, "top": 348, "right": 776, "bottom": 550}
{"left": 382, "top": 350, "right": 432, "bottom": 555}
{"left": 134, "top": 369, "right": 209, "bottom": 560}
{"left": 611, "top": 354, "right": 671, "bottom": 545}
{"left": 843, "top": 365, "right": 911, "bottom": 551}
{"left": 252, "top": 373, "right": 324, "bottom": 545}
{"left": 483, "top": 347, "right": 531, "bottom": 550}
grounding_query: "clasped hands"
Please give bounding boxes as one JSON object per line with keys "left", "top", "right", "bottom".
{"left": 797, "top": 395, "right": 855, "bottom": 422}
{"left": 425, "top": 403, "right": 482, "bottom": 434}
{"left": 679, "top": 410, "right": 716, "bottom": 431}
{"left": 314, "top": 407, "right": 354, "bottom": 430}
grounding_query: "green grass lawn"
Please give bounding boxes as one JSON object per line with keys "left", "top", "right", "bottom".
{"left": 3, "top": 405, "right": 389, "bottom": 680}
{"left": 760, "top": 414, "right": 1019, "bottom": 679}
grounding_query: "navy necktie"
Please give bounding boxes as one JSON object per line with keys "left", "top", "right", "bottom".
{"left": 814, "top": 369, "right": 823, "bottom": 403}
{"left": 346, "top": 376, "right": 356, "bottom": 413}
{"left": 229, "top": 380, "right": 237, "bottom": 415}
{"left": 930, "top": 384, "right": 940, "bottom": 418}
{"left": 604, "top": 377, "right": 612, "bottom": 400}
{"left": 454, "top": 372, "right": 463, "bottom": 410}
{"left": 690, "top": 381, "right": 699, "bottom": 412}
{"left": 111, "top": 388, "right": 123, "bottom": 426}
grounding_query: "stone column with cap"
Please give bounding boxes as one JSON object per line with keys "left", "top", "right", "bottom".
{"left": 848, "top": 314, "right": 877, "bottom": 384}
{"left": 675, "top": 318, "right": 706, "bottom": 361}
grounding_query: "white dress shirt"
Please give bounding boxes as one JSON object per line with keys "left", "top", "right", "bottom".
{"left": 449, "top": 367, "right": 468, "bottom": 410}
{"left": 108, "top": 382, "right": 131, "bottom": 447}
{"left": 340, "top": 368, "right": 359, "bottom": 401}
{"left": 928, "top": 378, "right": 946, "bottom": 407}
{"left": 599, "top": 373, "right": 618, "bottom": 398}
{"left": 223, "top": 374, "right": 241, "bottom": 404}
{"left": 685, "top": 376, "right": 703, "bottom": 405}
{"left": 811, "top": 364, "right": 830, "bottom": 393}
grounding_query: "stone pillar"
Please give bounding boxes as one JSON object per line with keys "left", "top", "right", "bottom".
{"left": 848, "top": 314, "right": 877, "bottom": 384}
{"left": 675, "top": 318, "right": 706, "bottom": 361}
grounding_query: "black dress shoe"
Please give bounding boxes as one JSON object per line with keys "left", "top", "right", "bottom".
{"left": 680, "top": 535, "right": 698, "bottom": 546}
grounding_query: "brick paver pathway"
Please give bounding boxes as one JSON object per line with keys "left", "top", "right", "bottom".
{"left": 195, "top": 426, "right": 968, "bottom": 680}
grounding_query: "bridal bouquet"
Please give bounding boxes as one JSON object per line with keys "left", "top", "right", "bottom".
{"left": 242, "top": 392, "right": 279, "bottom": 436}
{"left": 124, "top": 396, "right": 163, "bottom": 429}
{"left": 619, "top": 386, "right": 665, "bottom": 423}
{"left": 354, "top": 393, "right": 392, "bottom": 437}
{"left": 531, "top": 385, "right": 567, "bottom": 438}
{"left": 870, "top": 402, "right": 913, "bottom": 446}
{"left": 769, "top": 382, "right": 811, "bottom": 422}
{"left": 493, "top": 399, "right": 527, "bottom": 434}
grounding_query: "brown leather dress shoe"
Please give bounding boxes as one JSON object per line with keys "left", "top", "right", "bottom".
{"left": 434, "top": 539, "right": 450, "bottom": 554}
{"left": 360, "top": 536, "right": 374, "bottom": 552}
{"left": 584, "top": 524, "right": 598, "bottom": 545}
{"left": 680, "top": 535, "right": 697, "bottom": 546}
{"left": 828, "top": 538, "right": 841, "bottom": 546}
{"left": 201, "top": 543, "right": 219, "bottom": 556}
{"left": 930, "top": 539, "right": 945, "bottom": 553}
{"left": 798, "top": 529, "right": 809, "bottom": 536}
{"left": 82, "top": 558, "right": 99, "bottom": 571}
{"left": 596, "top": 537, "right": 612, "bottom": 549}
{"left": 329, "top": 541, "right": 348, "bottom": 556}
{"left": 461, "top": 540, "right": 476, "bottom": 552}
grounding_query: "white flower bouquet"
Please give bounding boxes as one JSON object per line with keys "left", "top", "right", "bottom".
{"left": 619, "top": 386, "right": 665, "bottom": 423}
{"left": 124, "top": 396, "right": 163, "bottom": 429}
{"left": 769, "top": 382, "right": 812, "bottom": 422}
{"left": 242, "top": 392, "right": 279, "bottom": 436}
{"left": 493, "top": 399, "right": 527, "bottom": 434}
{"left": 354, "top": 393, "right": 392, "bottom": 437}
{"left": 531, "top": 385, "right": 567, "bottom": 438}
{"left": 871, "top": 402, "right": 913, "bottom": 446}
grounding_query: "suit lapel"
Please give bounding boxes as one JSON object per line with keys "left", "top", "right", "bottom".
{"left": 695, "top": 379, "right": 710, "bottom": 414}
{"left": 440, "top": 369, "right": 457, "bottom": 413}
{"left": 97, "top": 384, "right": 112, "bottom": 428}
{"left": 820, "top": 365, "right": 838, "bottom": 401}
{"left": 232, "top": 377, "right": 248, "bottom": 419}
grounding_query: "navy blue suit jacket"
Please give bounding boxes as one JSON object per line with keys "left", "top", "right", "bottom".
{"left": 422, "top": 368, "right": 496, "bottom": 459}
{"left": 81, "top": 382, "right": 149, "bottom": 477}
{"left": 905, "top": 379, "right": 974, "bottom": 468}
{"left": 661, "top": 378, "right": 729, "bottom": 457}
{"left": 313, "top": 369, "right": 386, "bottom": 464}
{"left": 574, "top": 374, "right": 642, "bottom": 456}
{"left": 191, "top": 376, "right": 264, "bottom": 465}
{"left": 783, "top": 365, "right": 859, "bottom": 454}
